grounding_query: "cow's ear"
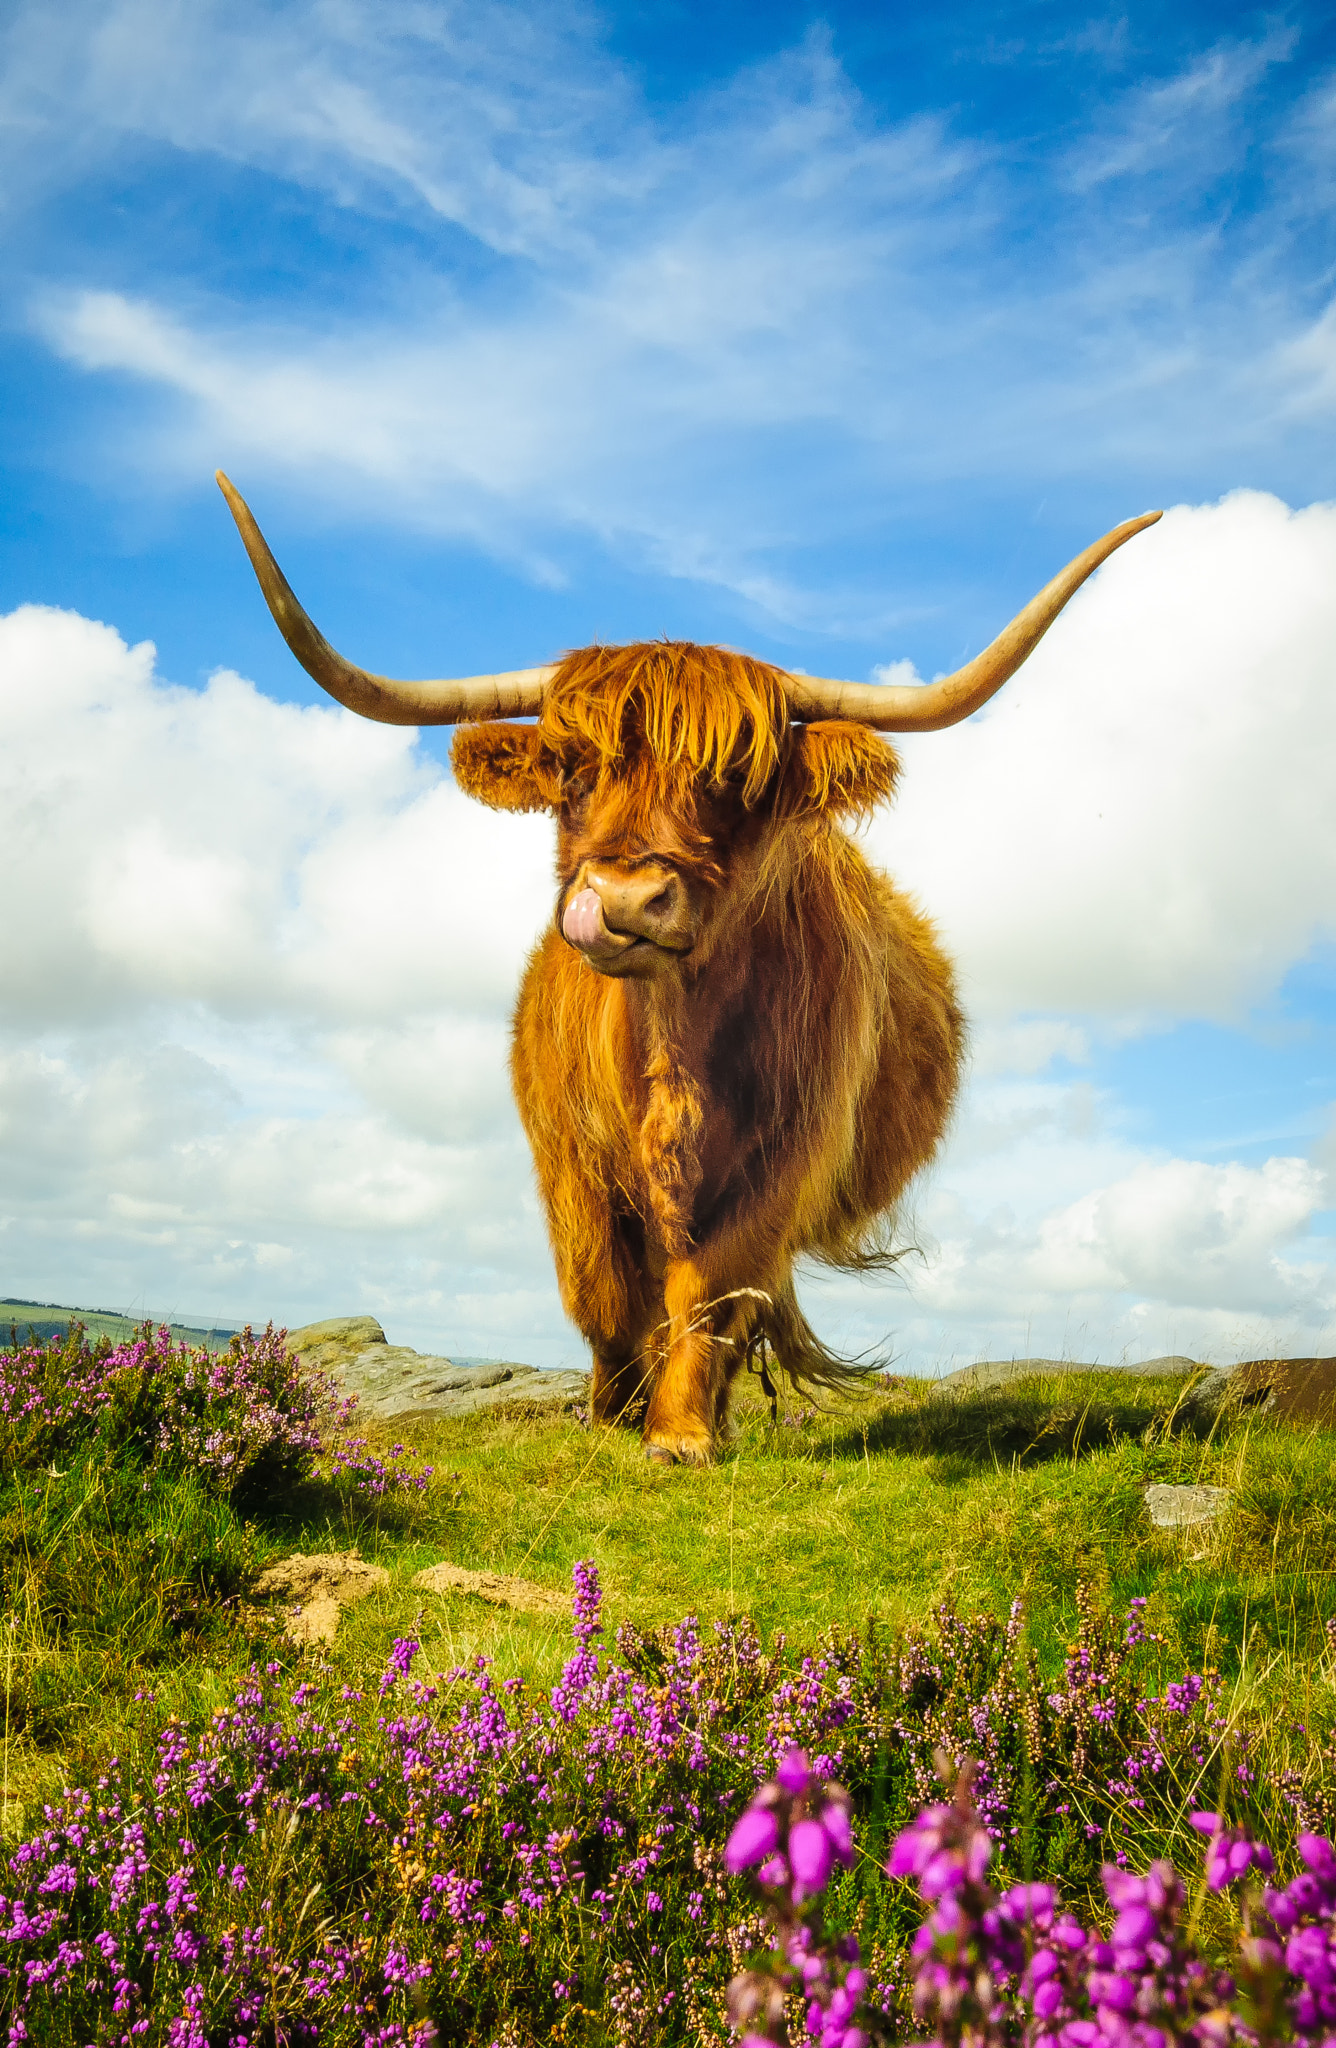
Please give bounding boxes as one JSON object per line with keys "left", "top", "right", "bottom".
{"left": 780, "top": 722, "right": 900, "bottom": 821}
{"left": 452, "top": 723, "right": 563, "bottom": 814}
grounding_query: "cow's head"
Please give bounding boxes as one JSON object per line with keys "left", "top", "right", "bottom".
{"left": 215, "top": 473, "right": 1160, "bottom": 984}
{"left": 450, "top": 644, "right": 901, "bottom": 979}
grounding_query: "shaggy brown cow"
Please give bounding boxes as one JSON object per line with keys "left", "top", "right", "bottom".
{"left": 217, "top": 474, "right": 1158, "bottom": 1464}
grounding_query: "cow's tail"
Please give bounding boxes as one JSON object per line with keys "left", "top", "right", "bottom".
{"left": 744, "top": 1280, "right": 885, "bottom": 1411}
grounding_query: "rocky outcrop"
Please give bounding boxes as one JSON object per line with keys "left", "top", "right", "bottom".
{"left": 930, "top": 1356, "right": 1200, "bottom": 1396}
{"left": 285, "top": 1316, "right": 589, "bottom": 1422}
{"left": 1179, "top": 1357, "right": 1336, "bottom": 1427}
{"left": 928, "top": 1353, "right": 1336, "bottom": 1427}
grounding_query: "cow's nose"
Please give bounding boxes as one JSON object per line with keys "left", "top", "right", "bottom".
{"left": 587, "top": 866, "right": 684, "bottom": 941}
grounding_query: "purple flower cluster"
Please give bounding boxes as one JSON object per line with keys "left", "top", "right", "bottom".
{"left": 0, "top": 1564, "right": 870, "bottom": 2044}
{"left": 887, "top": 1763, "right": 1027, "bottom": 2048}
{"left": 869, "top": 1585, "right": 1260, "bottom": 1875}
{"left": 883, "top": 1772, "right": 1336, "bottom": 2048}
{"left": 0, "top": 1321, "right": 333, "bottom": 1495}
{"left": 1240, "top": 1827, "right": 1336, "bottom": 2043}
{"left": 724, "top": 1749, "right": 869, "bottom": 2048}
{"left": 722, "top": 1757, "right": 1336, "bottom": 2048}
{"left": 328, "top": 1437, "right": 434, "bottom": 1501}
{"left": 0, "top": 1527, "right": 1332, "bottom": 2048}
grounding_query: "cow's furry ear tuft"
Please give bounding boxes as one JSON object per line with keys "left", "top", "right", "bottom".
{"left": 781, "top": 722, "right": 900, "bottom": 821}
{"left": 452, "top": 724, "right": 563, "bottom": 813}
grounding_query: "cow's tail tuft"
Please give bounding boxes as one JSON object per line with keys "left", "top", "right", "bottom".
{"left": 745, "top": 1281, "right": 887, "bottom": 1407}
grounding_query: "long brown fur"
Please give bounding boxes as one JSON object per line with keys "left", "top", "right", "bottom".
{"left": 454, "top": 640, "right": 965, "bottom": 1463}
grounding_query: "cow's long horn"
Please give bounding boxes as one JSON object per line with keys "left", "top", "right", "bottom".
{"left": 216, "top": 472, "right": 553, "bottom": 724}
{"left": 784, "top": 510, "right": 1162, "bottom": 732}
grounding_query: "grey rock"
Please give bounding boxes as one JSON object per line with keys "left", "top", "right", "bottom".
{"left": 1145, "top": 1483, "right": 1232, "bottom": 1530}
{"left": 285, "top": 1315, "right": 389, "bottom": 1375}
{"left": 1176, "top": 1367, "right": 1239, "bottom": 1422}
{"left": 931, "top": 1355, "right": 1201, "bottom": 1396}
{"left": 1173, "top": 1358, "right": 1336, "bottom": 1425}
{"left": 285, "top": 1315, "right": 588, "bottom": 1421}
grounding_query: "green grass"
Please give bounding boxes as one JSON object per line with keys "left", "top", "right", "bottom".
{"left": 4, "top": 1358, "right": 1336, "bottom": 2043}
{"left": 6, "top": 1363, "right": 1335, "bottom": 1817}
{"left": 308, "top": 1369, "right": 1336, "bottom": 1677}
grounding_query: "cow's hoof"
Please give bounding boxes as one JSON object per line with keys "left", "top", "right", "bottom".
{"left": 644, "top": 1434, "right": 714, "bottom": 1467}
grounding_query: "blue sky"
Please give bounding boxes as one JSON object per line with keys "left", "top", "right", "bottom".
{"left": 1, "top": 0, "right": 1335, "bottom": 1367}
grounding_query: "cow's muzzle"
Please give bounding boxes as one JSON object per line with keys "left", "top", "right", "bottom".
{"left": 560, "top": 865, "right": 696, "bottom": 977}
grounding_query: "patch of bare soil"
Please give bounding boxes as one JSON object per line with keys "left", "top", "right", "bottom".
{"left": 252, "top": 1551, "right": 390, "bottom": 1645}
{"left": 413, "top": 1561, "right": 569, "bottom": 1619}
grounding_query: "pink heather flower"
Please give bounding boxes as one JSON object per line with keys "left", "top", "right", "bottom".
{"left": 1299, "top": 1834, "right": 1336, "bottom": 1881}
{"left": 725, "top": 1807, "right": 780, "bottom": 1874}
{"left": 789, "top": 1819, "right": 834, "bottom": 1894}
{"left": 821, "top": 1802, "right": 854, "bottom": 1866}
{"left": 776, "top": 1748, "right": 811, "bottom": 1797}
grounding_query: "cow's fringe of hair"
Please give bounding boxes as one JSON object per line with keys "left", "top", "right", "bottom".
{"left": 539, "top": 641, "right": 791, "bottom": 808}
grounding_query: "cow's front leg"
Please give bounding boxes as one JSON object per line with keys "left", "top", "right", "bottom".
{"left": 590, "top": 1341, "right": 656, "bottom": 1427}
{"left": 642, "top": 1262, "right": 751, "bottom": 1465}
{"left": 542, "top": 1179, "right": 658, "bottom": 1428}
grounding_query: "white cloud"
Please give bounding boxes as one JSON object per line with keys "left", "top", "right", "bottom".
{"left": 876, "top": 491, "right": 1336, "bottom": 1025}
{"left": 804, "top": 1099, "right": 1335, "bottom": 1372}
{"left": 966, "top": 1021, "right": 1091, "bottom": 1079}
{"left": 3, "top": 524, "right": 1335, "bottom": 1366}
{"left": 0, "top": 603, "right": 551, "bottom": 1027}
{"left": 0, "top": 603, "right": 568, "bottom": 1357}
{"left": 1029, "top": 1155, "right": 1325, "bottom": 1308}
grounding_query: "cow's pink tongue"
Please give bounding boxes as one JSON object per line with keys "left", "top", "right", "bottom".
{"left": 563, "top": 888, "right": 607, "bottom": 950}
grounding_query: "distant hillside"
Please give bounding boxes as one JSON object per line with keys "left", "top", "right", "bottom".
{"left": 1, "top": 1298, "right": 239, "bottom": 1354}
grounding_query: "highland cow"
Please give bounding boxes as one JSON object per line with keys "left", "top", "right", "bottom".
{"left": 218, "top": 473, "right": 1158, "bottom": 1464}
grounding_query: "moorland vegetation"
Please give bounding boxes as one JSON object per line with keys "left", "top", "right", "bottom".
{"left": 0, "top": 1318, "right": 1333, "bottom": 2045}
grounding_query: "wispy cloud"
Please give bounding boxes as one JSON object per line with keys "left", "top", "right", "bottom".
{"left": 7, "top": 3, "right": 1335, "bottom": 632}
{"left": 0, "top": 0, "right": 623, "bottom": 255}
{"left": 1066, "top": 31, "right": 1295, "bottom": 190}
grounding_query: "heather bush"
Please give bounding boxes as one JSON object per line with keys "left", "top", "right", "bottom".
{"left": 727, "top": 1749, "right": 1336, "bottom": 2048}
{"left": 0, "top": 1325, "right": 432, "bottom": 1716}
{"left": 0, "top": 1322, "right": 332, "bottom": 1499}
{"left": 0, "top": 1563, "right": 1328, "bottom": 2046}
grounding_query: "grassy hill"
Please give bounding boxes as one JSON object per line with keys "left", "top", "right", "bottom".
{"left": 7, "top": 1357, "right": 1332, "bottom": 1797}
{"left": 0, "top": 1294, "right": 238, "bottom": 1351}
{"left": 1, "top": 1338, "right": 1333, "bottom": 2043}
